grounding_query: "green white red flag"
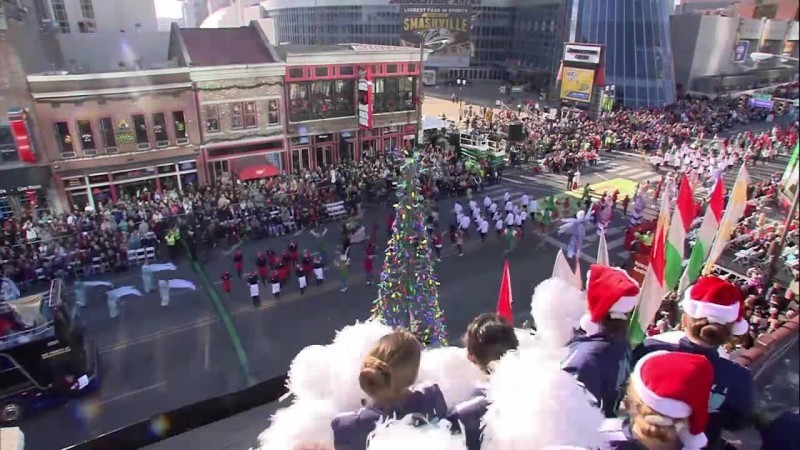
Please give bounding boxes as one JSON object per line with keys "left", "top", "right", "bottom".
{"left": 664, "top": 175, "right": 696, "bottom": 291}
{"left": 628, "top": 181, "right": 673, "bottom": 346}
{"left": 703, "top": 164, "right": 751, "bottom": 275}
{"left": 678, "top": 178, "right": 725, "bottom": 293}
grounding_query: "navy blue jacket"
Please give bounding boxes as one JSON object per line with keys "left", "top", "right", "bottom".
{"left": 760, "top": 412, "right": 800, "bottom": 450}
{"left": 447, "top": 385, "right": 488, "bottom": 450}
{"left": 633, "top": 335, "right": 755, "bottom": 448}
{"left": 562, "top": 331, "right": 631, "bottom": 417}
{"left": 331, "top": 382, "right": 448, "bottom": 450}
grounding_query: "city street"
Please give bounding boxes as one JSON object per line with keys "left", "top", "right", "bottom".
{"left": 22, "top": 120, "right": 787, "bottom": 450}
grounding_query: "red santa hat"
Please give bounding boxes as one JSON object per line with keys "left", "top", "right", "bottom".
{"left": 580, "top": 265, "right": 640, "bottom": 336}
{"left": 682, "top": 276, "right": 748, "bottom": 335}
{"left": 630, "top": 351, "right": 714, "bottom": 450}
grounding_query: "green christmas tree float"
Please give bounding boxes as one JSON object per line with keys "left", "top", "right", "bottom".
{"left": 371, "top": 149, "right": 448, "bottom": 347}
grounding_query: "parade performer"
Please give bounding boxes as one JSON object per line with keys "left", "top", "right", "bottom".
{"left": 603, "top": 351, "right": 714, "bottom": 450}
{"left": 221, "top": 271, "right": 232, "bottom": 297}
{"left": 312, "top": 255, "right": 325, "bottom": 285}
{"left": 233, "top": 250, "right": 244, "bottom": 279}
{"left": 295, "top": 264, "right": 307, "bottom": 295}
{"left": 301, "top": 250, "right": 314, "bottom": 278}
{"left": 364, "top": 241, "right": 376, "bottom": 285}
{"left": 270, "top": 270, "right": 281, "bottom": 299}
{"left": 288, "top": 240, "right": 299, "bottom": 264}
{"left": 558, "top": 210, "right": 589, "bottom": 259}
{"left": 528, "top": 196, "right": 539, "bottom": 223}
{"left": 431, "top": 229, "right": 443, "bottom": 261}
{"left": 158, "top": 280, "right": 170, "bottom": 307}
{"left": 563, "top": 265, "right": 641, "bottom": 417}
{"left": 141, "top": 262, "right": 155, "bottom": 294}
{"left": 633, "top": 276, "right": 755, "bottom": 448}
{"left": 596, "top": 197, "right": 613, "bottom": 236}
{"left": 248, "top": 272, "right": 260, "bottom": 306}
{"left": 255, "top": 252, "right": 268, "bottom": 286}
{"left": 540, "top": 206, "right": 552, "bottom": 232}
{"left": 629, "top": 190, "right": 647, "bottom": 226}
{"left": 74, "top": 280, "right": 113, "bottom": 308}
{"left": 105, "top": 286, "right": 143, "bottom": 319}
{"left": 281, "top": 250, "right": 292, "bottom": 281}
{"left": 336, "top": 247, "right": 350, "bottom": 293}
{"left": 266, "top": 248, "right": 277, "bottom": 267}
{"left": 503, "top": 227, "right": 518, "bottom": 254}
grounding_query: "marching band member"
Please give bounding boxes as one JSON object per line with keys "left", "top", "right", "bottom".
{"left": 256, "top": 251, "right": 268, "bottom": 286}
{"left": 248, "top": 272, "right": 260, "bottom": 306}
{"left": 270, "top": 270, "right": 281, "bottom": 299}
{"left": 220, "top": 271, "right": 231, "bottom": 297}
{"left": 233, "top": 250, "right": 244, "bottom": 279}
{"left": 296, "top": 263, "right": 308, "bottom": 295}
{"left": 313, "top": 255, "right": 325, "bottom": 285}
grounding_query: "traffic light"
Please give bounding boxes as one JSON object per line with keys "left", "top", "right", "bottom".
{"left": 775, "top": 101, "right": 786, "bottom": 115}
{"left": 739, "top": 96, "right": 748, "bottom": 109}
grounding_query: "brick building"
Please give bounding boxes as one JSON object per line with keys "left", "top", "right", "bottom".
{"left": 26, "top": 69, "right": 202, "bottom": 212}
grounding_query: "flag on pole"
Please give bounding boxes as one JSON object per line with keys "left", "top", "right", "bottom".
{"left": 496, "top": 260, "right": 513, "bottom": 323}
{"left": 628, "top": 181, "right": 673, "bottom": 346}
{"left": 678, "top": 178, "right": 724, "bottom": 293}
{"left": 597, "top": 232, "right": 610, "bottom": 266}
{"left": 664, "top": 176, "right": 696, "bottom": 290}
{"left": 703, "top": 164, "right": 751, "bottom": 275}
{"left": 553, "top": 249, "right": 581, "bottom": 290}
{"left": 574, "top": 249, "right": 583, "bottom": 290}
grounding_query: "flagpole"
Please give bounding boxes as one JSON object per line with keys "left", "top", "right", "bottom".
{"left": 765, "top": 185, "right": 799, "bottom": 284}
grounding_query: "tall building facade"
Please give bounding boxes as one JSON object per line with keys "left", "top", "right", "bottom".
{"left": 41, "top": 0, "right": 158, "bottom": 33}
{"left": 566, "top": 0, "right": 677, "bottom": 107}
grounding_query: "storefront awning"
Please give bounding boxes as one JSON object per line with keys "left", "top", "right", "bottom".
{"left": 0, "top": 165, "right": 51, "bottom": 192}
{"left": 237, "top": 164, "right": 280, "bottom": 181}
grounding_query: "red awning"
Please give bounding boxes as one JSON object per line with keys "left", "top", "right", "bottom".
{"left": 237, "top": 164, "right": 280, "bottom": 181}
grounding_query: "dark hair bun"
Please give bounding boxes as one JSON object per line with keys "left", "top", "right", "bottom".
{"left": 359, "top": 356, "right": 392, "bottom": 398}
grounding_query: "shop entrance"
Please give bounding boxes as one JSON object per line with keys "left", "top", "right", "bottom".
{"left": 209, "top": 160, "right": 231, "bottom": 184}
{"left": 315, "top": 145, "right": 334, "bottom": 169}
{"left": 383, "top": 137, "right": 398, "bottom": 153}
{"left": 291, "top": 148, "right": 311, "bottom": 173}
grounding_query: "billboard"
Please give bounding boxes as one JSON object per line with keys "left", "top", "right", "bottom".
{"left": 732, "top": 41, "right": 749, "bottom": 63}
{"left": 563, "top": 43, "right": 602, "bottom": 65}
{"left": 357, "top": 66, "right": 374, "bottom": 130}
{"left": 560, "top": 67, "right": 595, "bottom": 103}
{"left": 400, "top": 4, "right": 473, "bottom": 68}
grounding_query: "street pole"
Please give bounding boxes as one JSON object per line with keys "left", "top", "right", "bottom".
{"left": 415, "top": 41, "right": 425, "bottom": 152}
{"left": 766, "top": 185, "right": 799, "bottom": 284}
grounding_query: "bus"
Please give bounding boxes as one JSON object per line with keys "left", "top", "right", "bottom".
{"left": 0, "top": 279, "right": 99, "bottom": 422}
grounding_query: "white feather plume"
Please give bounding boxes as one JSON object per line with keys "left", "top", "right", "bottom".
{"left": 481, "top": 349, "right": 606, "bottom": 450}
{"left": 366, "top": 416, "right": 467, "bottom": 450}
{"left": 287, "top": 345, "right": 334, "bottom": 402}
{"left": 530, "top": 278, "right": 585, "bottom": 348}
{"left": 416, "top": 347, "right": 485, "bottom": 406}
{"left": 328, "top": 320, "right": 394, "bottom": 412}
{"left": 257, "top": 400, "right": 337, "bottom": 450}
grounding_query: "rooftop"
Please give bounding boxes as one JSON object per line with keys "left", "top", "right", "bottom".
{"left": 178, "top": 26, "right": 276, "bottom": 66}
{"left": 276, "top": 43, "right": 417, "bottom": 56}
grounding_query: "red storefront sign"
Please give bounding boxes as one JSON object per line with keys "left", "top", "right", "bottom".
{"left": 8, "top": 112, "right": 36, "bottom": 163}
{"left": 357, "top": 66, "right": 373, "bottom": 129}
{"left": 627, "top": 251, "right": 651, "bottom": 287}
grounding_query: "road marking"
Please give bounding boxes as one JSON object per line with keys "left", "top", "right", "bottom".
{"left": 96, "top": 381, "right": 167, "bottom": 406}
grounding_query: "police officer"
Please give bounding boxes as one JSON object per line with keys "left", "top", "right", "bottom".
{"left": 632, "top": 276, "right": 755, "bottom": 449}
{"left": 562, "top": 265, "right": 641, "bottom": 417}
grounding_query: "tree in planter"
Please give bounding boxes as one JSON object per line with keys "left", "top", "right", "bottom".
{"left": 370, "top": 150, "right": 447, "bottom": 347}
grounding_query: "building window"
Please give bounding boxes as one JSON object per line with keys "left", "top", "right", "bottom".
{"left": 314, "top": 67, "right": 329, "bottom": 77}
{"left": 230, "top": 103, "right": 243, "bottom": 129}
{"left": 152, "top": 112, "right": 169, "bottom": 142}
{"left": 204, "top": 105, "right": 220, "bottom": 133}
{"left": 80, "top": 0, "right": 95, "bottom": 19}
{"left": 373, "top": 76, "right": 416, "bottom": 114}
{"left": 267, "top": 99, "right": 280, "bottom": 126}
{"left": 54, "top": 121, "right": 74, "bottom": 153}
{"left": 339, "top": 66, "right": 354, "bottom": 76}
{"left": 288, "top": 80, "right": 355, "bottom": 122}
{"left": 99, "top": 117, "right": 116, "bottom": 147}
{"left": 76, "top": 119, "right": 96, "bottom": 150}
{"left": 51, "top": 0, "right": 70, "bottom": 33}
{"left": 288, "top": 68, "right": 304, "bottom": 78}
{"left": 0, "top": 125, "right": 20, "bottom": 163}
{"left": 243, "top": 101, "right": 257, "bottom": 128}
{"left": 132, "top": 114, "right": 149, "bottom": 144}
{"left": 172, "top": 111, "right": 187, "bottom": 139}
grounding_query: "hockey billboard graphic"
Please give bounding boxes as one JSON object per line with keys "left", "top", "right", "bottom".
{"left": 400, "top": 4, "right": 473, "bottom": 68}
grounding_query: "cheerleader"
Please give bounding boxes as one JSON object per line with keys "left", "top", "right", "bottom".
{"left": 255, "top": 251, "right": 268, "bottom": 286}
{"left": 266, "top": 248, "right": 277, "bottom": 267}
{"left": 221, "top": 271, "right": 231, "bottom": 297}
{"left": 288, "top": 240, "right": 299, "bottom": 264}
{"left": 248, "top": 272, "right": 260, "bottom": 306}
{"left": 233, "top": 250, "right": 243, "bottom": 279}
{"left": 312, "top": 256, "right": 324, "bottom": 285}
{"left": 295, "top": 264, "right": 307, "bottom": 294}
{"left": 301, "top": 250, "right": 313, "bottom": 280}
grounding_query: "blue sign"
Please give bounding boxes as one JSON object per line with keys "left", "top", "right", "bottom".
{"left": 750, "top": 98, "right": 774, "bottom": 109}
{"left": 733, "top": 41, "right": 749, "bottom": 63}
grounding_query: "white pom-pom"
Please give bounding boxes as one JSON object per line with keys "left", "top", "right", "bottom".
{"left": 417, "top": 347, "right": 485, "bottom": 406}
{"left": 514, "top": 328, "right": 539, "bottom": 350}
{"left": 367, "top": 416, "right": 466, "bottom": 450}
{"left": 531, "top": 278, "right": 585, "bottom": 346}
{"left": 287, "top": 345, "right": 333, "bottom": 402}
{"left": 257, "top": 400, "right": 337, "bottom": 450}
{"left": 482, "top": 349, "right": 606, "bottom": 450}
{"left": 328, "top": 320, "right": 394, "bottom": 412}
{"left": 579, "top": 314, "right": 600, "bottom": 336}
{"left": 731, "top": 319, "right": 749, "bottom": 336}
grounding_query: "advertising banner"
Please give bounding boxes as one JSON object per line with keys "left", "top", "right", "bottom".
{"left": 422, "top": 69, "right": 437, "bottom": 86}
{"left": 732, "top": 40, "right": 749, "bottom": 63}
{"left": 563, "top": 43, "right": 602, "bottom": 65}
{"left": 7, "top": 109, "right": 36, "bottom": 163}
{"left": 358, "top": 66, "right": 373, "bottom": 130}
{"left": 560, "top": 67, "right": 595, "bottom": 103}
{"left": 400, "top": 4, "right": 473, "bottom": 68}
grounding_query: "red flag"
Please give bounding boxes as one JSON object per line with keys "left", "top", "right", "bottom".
{"left": 496, "top": 260, "right": 513, "bottom": 323}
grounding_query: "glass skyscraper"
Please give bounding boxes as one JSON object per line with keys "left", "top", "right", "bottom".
{"left": 567, "top": 0, "right": 676, "bottom": 107}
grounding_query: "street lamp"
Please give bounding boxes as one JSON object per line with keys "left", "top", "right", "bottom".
{"left": 415, "top": 35, "right": 453, "bottom": 149}
{"left": 750, "top": 52, "right": 800, "bottom": 62}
